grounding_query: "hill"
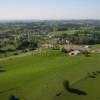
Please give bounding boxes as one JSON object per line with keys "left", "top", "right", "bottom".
{"left": 0, "top": 50, "right": 100, "bottom": 100}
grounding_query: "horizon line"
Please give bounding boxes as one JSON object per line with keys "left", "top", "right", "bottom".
{"left": 0, "top": 19, "right": 100, "bottom": 21}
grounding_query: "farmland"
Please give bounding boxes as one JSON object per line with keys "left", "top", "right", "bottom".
{"left": 0, "top": 50, "right": 100, "bottom": 100}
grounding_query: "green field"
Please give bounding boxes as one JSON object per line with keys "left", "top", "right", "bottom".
{"left": 0, "top": 50, "right": 100, "bottom": 100}
{"left": 52, "top": 30, "right": 77, "bottom": 36}
{"left": 91, "top": 44, "right": 100, "bottom": 49}
{"left": 54, "top": 74, "right": 100, "bottom": 100}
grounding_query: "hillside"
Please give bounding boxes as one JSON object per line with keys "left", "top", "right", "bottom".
{"left": 0, "top": 50, "right": 100, "bottom": 100}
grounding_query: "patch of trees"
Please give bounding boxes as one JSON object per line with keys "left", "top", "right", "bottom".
{"left": 72, "top": 31, "right": 100, "bottom": 44}
{"left": 18, "top": 39, "right": 38, "bottom": 50}
{"left": 59, "top": 30, "right": 100, "bottom": 45}
{"left": 53, "top": 24, "right": 84, "bottom": 31}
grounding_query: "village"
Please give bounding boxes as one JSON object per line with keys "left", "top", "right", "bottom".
{"left": 0, "top": 21, "right": 100, "bottom": 58}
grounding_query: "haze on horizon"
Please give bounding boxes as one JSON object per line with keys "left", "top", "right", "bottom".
{"left": 0, "top": 0, "right": 99, "bottom": 20}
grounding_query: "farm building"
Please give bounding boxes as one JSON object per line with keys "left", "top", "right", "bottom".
{"left": 69, "top": 50, "right": 81, "bottom": 56}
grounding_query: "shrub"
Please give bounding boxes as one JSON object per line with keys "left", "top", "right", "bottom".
{"left": 52, "top": 44, "right": 59, "bottom": 50}
{"left": 82, "top": 50, "right": 91, "bottom": 57}
{"left": 61, "top": 48, "right": 69, "bottom": 53}
{"left": 13, "top": 52, "right": 19, "bottom": 55}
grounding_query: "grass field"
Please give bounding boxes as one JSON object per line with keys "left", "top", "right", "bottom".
{"left": 52, "top": 30, "right": 77, "bottom": 36}
{"left": 0, "top": 50, "right": 100, "bottom": 100}
{"left": 54, "top": 74, "right": 100, "bottom": 100}
{"left": 91, "top": 44, "right": 100, "bottom": 49}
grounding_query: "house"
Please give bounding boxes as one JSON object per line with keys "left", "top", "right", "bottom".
{"left": 95, "top": 49, "right": 100, "bottom": 53}
{"left": 65, "top": 40, "right": 70, "bottom": 44}
{"left": 84, "top": 45, "right": 90, "bottom": 49}
{"left": 69, "top": 50, "right": 81, "bottom": 56}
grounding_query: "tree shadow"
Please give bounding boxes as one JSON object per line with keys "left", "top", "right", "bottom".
{"left": 56, "top": 91, "right": 63, "bottom": 96}
{"left": 0, "top": 66, "right": 3, "bottom": 68}
{"left": 88, "top": 75, "right": 96, "bottom": 79}
{"left": 0, "top": 66, "right": 6, "bottom": 73}
{"left": 0, "top": 69, "right": 6, "bottom": 72}
{"left": 63, "top": 80, "right": 87, "bottom": 96}
{"left": 9, "top": 95, "right": 20, "bottom": 100}
{"left": 96, "top": 71, "right": 100, "bottom": 73}
{"left": 67, "top": 87, "right": 87, "bottom": 95}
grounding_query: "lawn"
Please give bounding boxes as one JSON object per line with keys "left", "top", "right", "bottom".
{"left": 0, "top": 50, "right": 100, "bottom": 100}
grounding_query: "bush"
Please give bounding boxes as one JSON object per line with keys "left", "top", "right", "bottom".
{"left": 22, "top": 49, "right": 30, "bottom": 53}
{"left": 61, "top": 48, "right": 69, "bottom": 53}
{"left": 13, "top": 52, "right": 20, "bottom": 55}
{"left": 82, "top": 50, "right": 91, "bottom": 57}
{"left": 52, "top": 44, "right": 59, "bottom": 50}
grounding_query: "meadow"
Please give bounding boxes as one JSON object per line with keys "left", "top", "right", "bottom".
{"left": 52, "top": 30, "right": 77, "bottom": 36}
{"left": 0, "top": 50, "right": 100, "bottom": 100}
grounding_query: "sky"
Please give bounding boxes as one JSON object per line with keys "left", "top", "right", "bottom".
{"left": 0, "top": 0, "right": 99, "bottom": 20}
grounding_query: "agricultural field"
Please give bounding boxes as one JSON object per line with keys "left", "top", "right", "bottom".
{"left": 0, "top": 50, "right": 100, "bottom": 100}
